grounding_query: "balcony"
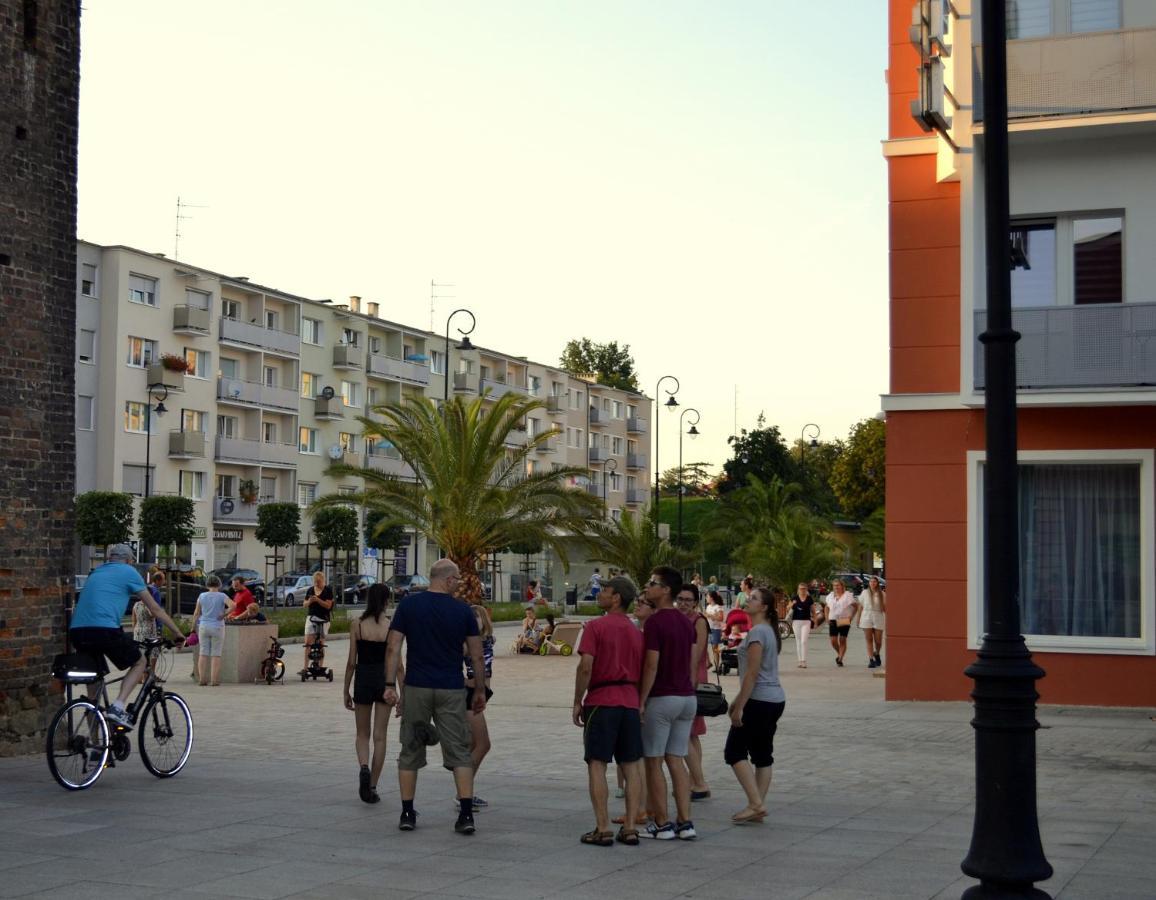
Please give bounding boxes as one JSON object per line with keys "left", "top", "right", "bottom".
{"left": 333, "top": 344, "right": 362, "bottom": 369}
{"left": 504, "top": 428, "right": 528, "bottom": 448}
{"left": 535, "top": 438, "right": 557, "bottom": 454}
{"left": 479, "top": 378, "right": 528, "bottom": 400}
{"left": 168, "top": 430, "right": 205, "bottom": 459}
{"left": 626, "top": 416, "right": 647, "bottom": 434}
{"left": 145, "top": 362, "right": 184, "bottom": 392}
{"left": 314, "top": 395, "right": 344, "bottom": 420}
{"left": 588, "top": 447, "right": 608, "bottom": 463}
{"left": 546, "top": 396, "right": 563, "bottom": 413}
{"left": 217, "top": 377, "right": 298, "bottom": 412}
{"left": 973, "top": 302, "right": 1156, "bottom": 390}
{"left": 588, "top": 407, "right": 605, "bottom": 426}
{"left": 626, "top": 452, "right": 647, "bottom": 470}
{"left": 215, "top": 435, "right": 298, "bottom": 468}
{"left": 213, "top": 496, "right": 259, "bottom": 525}
{"left": 172, "top": 305, "right": 210, "bottom": 334}
{"left": 219, "top": 316, "right": 299, "bottom": 356}
{"left": 338, "top": 448, "right": 362, "bottom": 468}
{"left": 366, "top": 447, "right": 411, "bottom": 478}
{"left": 586, "top": 482, "right": 605, "bottom": 499}
{"left": 367, "top": 353, "right": 431, "bottom": 386}
{"left": 453, "top": 372, "right": 473, "bottom": 393}
{"left": 975, "top": 29, "right": 1156, "bottom": 123}
{"left": 626, "top": 488, "right": 645, "bottom": 505}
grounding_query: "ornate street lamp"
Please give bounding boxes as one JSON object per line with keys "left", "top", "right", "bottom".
{"left": 602, "top": 457, "right": 617, "bottom": 517}
{"left": 961, "top": 2, "right": 1051, "bottom": 896}
{"left": 443, "top": 308, "right": 476, "bottom": 404}
{"left": 678, "top": 408, "right": 700, "bottom": 548}
{"left": 653, "top": 375, "right": 680, "bottom": 537}
{"left": 143, "top": 383, "right": 169, "bottom": 499}
{"left": 799, "top": 423, "right": 820, "bottom": 480}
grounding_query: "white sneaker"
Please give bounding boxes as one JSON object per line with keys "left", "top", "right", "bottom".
{"left": 105, "top": 706, "right": 133, "bottom": 730}
{"left": 642, "top": 821, "right": 676, "bottom": 840}
{"left": 675, "top": 821, "right": 697, "bottom": 840}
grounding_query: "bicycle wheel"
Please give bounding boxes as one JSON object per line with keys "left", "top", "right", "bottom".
{"left": 46, "top": 699, "right": 109, "bottom": 791}
{"left": 272, "top": 659, "right": 285, "bottom": 682}
{"left": 138, "top": 691, "right": 193, "bottom": 777}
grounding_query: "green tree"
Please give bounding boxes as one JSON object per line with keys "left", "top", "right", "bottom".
{"left": 256, "top": 502, "right": 301, "bottom": 592}
{"left": 315, "top": 393, "right": 602, "bottom": 602}
{"left": 857, "top": 505, "right": 885, "bottom": 565}
{"left": 312, "top": 507, "right": 359, "bottom": 571}
{"left": 75, "top": 491, "right": 134, "bottom": 562}
{"left": 718, "top": 421, "right": 797, "bottom": 494}
{"left": 364, "top": 509, "right": 406, "bottom": 553}
{"left": 790, "top": 438, "right": 844, "bottom": 516}
{"left": 739, "top": 506, "right": 844, "bottom": 588}
{"left": 585, "top": 507, "right": 693, "bottom": 586}
{"left": 139, "top": 496, "right": 196, "bottom": 567}
{"left": 830, "top": 417, "right": 886, "bottom": 520}
{"left": 703, "top": 474, "right": 802, "bottom": 557}
{"left": 559, "top": 338, "right": 640, "bottom": 392}
{"left": 658, "top": 461, "right": 714, "bottom": 497}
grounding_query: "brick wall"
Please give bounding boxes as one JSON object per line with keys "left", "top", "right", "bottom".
{"left": 0, "top": 0, "right": 81, "bottom": 755}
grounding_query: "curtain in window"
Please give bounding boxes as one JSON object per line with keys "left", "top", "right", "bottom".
{"left": 1018, "top": 463, "right": 1140, "bottom": 638}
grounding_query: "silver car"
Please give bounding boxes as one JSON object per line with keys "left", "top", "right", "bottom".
{"left": 273, "top": 574, "right": 314, "bottom": 606}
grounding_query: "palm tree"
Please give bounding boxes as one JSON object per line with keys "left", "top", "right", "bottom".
{"left": 738, "top": 506, "right": 844, "bottom": 588}
{"left": 585, "top": 506, "right": 694, "bottom": 586}
{"left": 314, "top": 393, "right": 603, "bottom": 601}
{"left": 702, "top": 474, "right": 802, "bottom": 556}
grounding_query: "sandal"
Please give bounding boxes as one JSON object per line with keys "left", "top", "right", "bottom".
{"left": 732, "top": 807, "right": 767, "bottom": 824}
{"left": 611, "top": 814, "right": 649, "bottom": 825}
{"left": 580, "top": 829, "right": 615, "bottom": 847}
{"left": 616, "top": 827, "right": 640, "bottom": 846}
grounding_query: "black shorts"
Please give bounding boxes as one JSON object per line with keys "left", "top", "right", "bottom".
{"left": 724, "top": 699, "right": 785, "bottom": 768}
{"left": 353, "top": 666, "right": 386, "bottom": 706}
{"left": 583, "top": 705, "right": 643, "bottom": 764}
{"left": 828, "top": 622, "right": 851, "bottom": 638}
{"left": 69, "top": 627, "right": 141, "bottom": 672}
{"left": 465, "top": 685, "right": 494, "bottom": 709}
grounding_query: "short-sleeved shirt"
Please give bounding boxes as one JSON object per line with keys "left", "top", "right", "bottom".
{"left": 230, "top": 587, "right": 257, "bottom": 617}
{"left": 790, "top": 596, "right": 814, "bottom": 621}
{"left": 390, "top": 591, "right": 480, "bottom": 690}
{"left": 196, "top": 591, "right": 231, "bottom": 628}
{"left": 579, "top": 613, "right": 644, "bottom": 709}
{"left": 643, "top": 608, "right": 695, "bottom": 698}
{"left": 71, "top": 562, "right": 147, "bottom": 630}
{"left": 738, "top": 622, "right": 786, "bottom": 703}
{"left": 705, "top": 602, "right": 725, "bottom": 631}
{"left": 305, "top": 586, "right": 335, "bottom": 622}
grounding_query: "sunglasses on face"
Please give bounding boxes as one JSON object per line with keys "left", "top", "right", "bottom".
{"left": 647, "top": 579, "right": 663, "bottom": 588}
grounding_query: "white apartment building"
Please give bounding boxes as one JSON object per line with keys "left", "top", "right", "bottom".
{"left": 74, "top": 242, "right": 652, "bottom": 600}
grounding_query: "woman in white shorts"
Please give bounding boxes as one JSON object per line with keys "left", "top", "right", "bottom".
{"left": 857, "top": 576, "right": 886, "bottom": 669}
{"left": 191, "top": 575, "right": 233, "bottom": 686}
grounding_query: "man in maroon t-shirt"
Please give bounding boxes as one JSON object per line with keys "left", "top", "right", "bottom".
{"left": 637, "top": 566, "right": 698, "bottom": 841}
{"left": 573, "top": 576, "right": 644, "bottom": 845}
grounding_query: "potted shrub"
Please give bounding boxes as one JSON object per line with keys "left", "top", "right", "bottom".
{"left": 160, "top": 353, "right": 192, "bottom": 373}
{"left": 238, "top": 479, "right": 260, "bottom": 504}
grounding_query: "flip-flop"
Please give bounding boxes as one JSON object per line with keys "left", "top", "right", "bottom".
{"left": 732, "top": 807, "right": 767, "bottom": 824}
{"left": 616, "top": 827, "right": 640, "bottom": 846}
{"left": 580, "top": 829, "right": 615, "bottom": 847}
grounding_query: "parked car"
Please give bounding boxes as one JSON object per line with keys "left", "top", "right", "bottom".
{"left": 274, "top": 574, "right": 314, "bottom": 606}
{"left": 332, "top": 573, "right": 377, "bottom": 604}
{"left": 384, "top": 573, "right": 430, "bottom": 600}
{"left": 211, "top": 568, "right": 266, "bottom": 604}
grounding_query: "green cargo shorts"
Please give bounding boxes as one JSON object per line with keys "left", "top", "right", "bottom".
{"left": 398, "top": 685, "right": 473, "bottom": 771}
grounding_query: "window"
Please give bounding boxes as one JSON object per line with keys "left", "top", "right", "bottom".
{"left": 265, "top": 310, "right": 279, "bottom": 331}
{"left": 626, "top": 475, "right": 637, "bottom": 492}
{"left": 968, "top": 450, "right": 1154, "bottom": 654}
{"left": 430, "top": 350, "right": 446, "bottom": 375}
{"left": 1009, "top": 214, "right": 1123, "bottom": 307}
{"left": 459, "top": 358, "right": 475, "bottom": 375}
{"left": 184, "top": 348, "right": 208, "bottom": 378}
{"left": 179, "top": 470, "right": 205, "bottom": 501}
{"left": 367, "top": 386, "right": 379, "bottom": 407}
{"left": 297, "top": 482, "right": 317, "bottom": 507}
{"left": 302, "top": 317, "right": 321, "bottom": 344}
{"left": 339, "top": 432, "right": 356, "bottom": 451}
{"left": 217, "top": 415, "right": 237, "bottom": 439}
{"left": 222, "top": 299, "right": 241, "bottom": 321}
{"left": 123, "top": 464, "right": 154, "bottom": 496}
{"left": 612, "top": 400, "right": 623, "bottom": 418}
{"left": 77, "top": 395, "right": 94, "bottom": 430}
{"left": 341, "top": 380, "right": 361, "bottom": 407}
{"left": 124, "top": 401, "right": 151, "bottom": 434}
{"left": 610, "top": 472, "right": 622, "bottom": 491}
{"left": 260, "top": 476, "right": 277, "bottom": 502}
{"left": 1006, "top": 0, "right": 1120, "bottom": 39}
{"left": 299, "top": 427, "right": 318, "bottom": 454}
{"left": 529, "top": 375, "right": 541, "bottom": 395}
{"left": 219, "top": 357, "right": 239, "bottom": 380}
{"left": 185, "top": 288, "right": 210, "bottom": 310}
{"left": 78, "top": 329, "right": 95, "bottom": 363}
{"left": 343, "top": 328, "right": 360, "bottom": 347}
{"left": 602, "top": 398, "right": 610, "bottom": 414}
{"left": 301, "top": 372, "right": 318, "bottom": 398}
{"left": 128, "top": 274, "right": 157, "bottom": 307}
{"left": 567, "top": 427, "right": 584, "bottom": 449}
{"left": 526, "top": 459, "right": 538, "bottom": 475}
{"left": 612, "top": 437, "right": 624, "bottom": 454}
{"left": 80, "top": 263, "right": 97, "bottom": 297}
{"left": 259, "top": 422, "right": 274, "bottom": 443}
{"left": 215, "top": 474, "right": 236, "bottom": 498}
{"left": 126, "top": 336, "right": 157, "bottom": 368}
{"left": 570, "top": 389, "right": 583, "bottom": 410}
{"left": 1070, "top": 0, "right": 1120, "bottom": 33}
{"left": 264, "top": 366, "right": 278, "bottom": 388}
{"left": 611, "top": 508, "right": 622, "bottom": 522}
{"left": 181, "top": 410, "right": 205, "bottom": 433}
{"left": 369, "top": 336, "right": 382, "bottom": 354}
{"left": 628, "top": 404, "right": 637, "bottom": 418}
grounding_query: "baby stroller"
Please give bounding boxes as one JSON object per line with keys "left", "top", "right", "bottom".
{"left": 718, "top": 636, "right": 743, "bottom": 675}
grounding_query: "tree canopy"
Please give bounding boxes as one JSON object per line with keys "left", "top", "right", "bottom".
{"left": 559, "top": 338, "right": 640, "bottom": 392}
{"left": 139, "top": 496, "right": 196, "bottom": 557}
{"left": 659, "top": 462, "right": 714, "bottom": 497}
{"left": 585, "top": 506, "right": 693, "bottom": 586}
{"left": 75, "top": 491, "right": 134, "bottom": 555}
{"left": 718, "top": 421, "right": 797, "bottom": 494}
{"left": 830, "top": 417, "right": 886, "bottom": 520}
{"left": 312, "top": 507, "right": 359, "bottom": 555}
{"left": 256, "top": 503, "right": 300, "bottom": 552}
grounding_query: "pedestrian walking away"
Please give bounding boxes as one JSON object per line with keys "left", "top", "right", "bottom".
{"left": 344, "top": 583, "right": 402, "bottom": 804}
{"left": 790, "top": 582, "right": 816, "bottom": 668}
{"left": 384, "top": 559, "right": 485, "bottom": 835}
{"left": 858, "top": 575, "right": 886, "bottom": 668}
{"left": 675, "top": 584, "right": 711, "bottom": 801}
{"left": 637, "top": 566, "right": 698, "bottom": 841}
{"left": 463, "top": 598, "right": 494, "bottom": 812}
{"left": 573, "top": 576, "right": 645, "bottom": 847}
{"left": 725, "top": 587, "right": 786, "bottom": 824}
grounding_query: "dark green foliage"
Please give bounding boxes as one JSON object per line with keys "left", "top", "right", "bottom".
{"left": 364, "top": 509, "right": 406, "bottom": 551}
{"left": 139, "top": 496, "right": 196, "bottom": 549}
{"left": 256, "top": 503, "right": 301, "bottom": 551}
{"left": 312, "top": 507, "right": 359, "bottom": 553}
{"left": 559, "top": 338, "right": 640, "bottom": 392}
{"left": 719, "top": 425, "right": 797, "bottom": 494}
{"left": 75, "top": 491, "right": 134, "bottom": 551}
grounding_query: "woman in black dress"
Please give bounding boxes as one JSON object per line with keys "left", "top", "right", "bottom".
{"left": 343, "top": 583, "right": 402, "bottom": 803}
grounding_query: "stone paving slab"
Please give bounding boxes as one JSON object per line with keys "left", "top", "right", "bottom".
{"left": 2, "top": 630, "right": 1154, "bottom": 898}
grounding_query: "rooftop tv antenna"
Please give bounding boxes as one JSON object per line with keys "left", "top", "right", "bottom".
{"left": 174, "top": 195, "right": 208, "bottom": 261}
{"left": 430, "top": 280, "right": 456, "bottom": 331}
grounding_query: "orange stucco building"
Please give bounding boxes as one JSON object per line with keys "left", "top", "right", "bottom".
{"left": 884, "top": 1, "right": 1156, "bottom": 706}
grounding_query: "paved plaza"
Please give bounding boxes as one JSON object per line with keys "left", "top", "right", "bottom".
{"left": 2, "top": 623, "right": 1154, "bottom": 899}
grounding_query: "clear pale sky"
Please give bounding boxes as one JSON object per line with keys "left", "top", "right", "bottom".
{"left": 77, "top": 1, "right": 890, "bottom": 472}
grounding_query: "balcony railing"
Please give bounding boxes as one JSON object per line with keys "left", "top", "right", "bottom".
{"left": 333, "top": 344, "right": 362, "bottom": 369}
{"left": 366, "top": 447, "right": 411, "bottom": 478}
{"left": 215, "top": 435, "right": 299, "bottom": 467}
{"left": 975, "top": 28, "right": 1156, "bottom": 122}
{"left": 588, "top": 407, "right": 605, "bottom": 425}
{"left": 586, "top": 482, "right": 605, "bottom": 498}
{"left": 367, "top": 353, "right": 431, "bottom": 385}
{"left": 973, "top": 301, "right": 1156, "bottom": 390}
{"left": 546, "top": 396, "right": 563, "bottom": 413}
{"left": 626, "top": 416, "right": 647, "bottom": 434}
{"left": 626, "top": 452, "right": 647, "bottom": 470}
{"left": 314, "top": 395, "right": 344, "bottom": 419}
{"left": 168, "top": 430, "right": 205, "bottom": 458}
{"left": 479, "top": 378, "right": 528, "bottom": 399}
{"left": 588, "top": 447, "right": 608, "bottom": 463}
{"left": 535, "top": 438, "right": 557, "bottom": 454}
{"left": 146, "top": 362, "right": 184, "bottom": 392}
{"left": 172, "top": 304, "right": 210, "bottom": 334}
{"left": 217, "top": 377, "right": 298, "bottom": 412}
{"left": 219, "top": 317, "right": 300, "bottom": 355}
{"left": 626, "top": 488, "right": 645, "bottom": 505}
{"left": 453, "top": 372, "right": 473, "bottom": 392}
{"left": 214, "top": 496, "right": 259, "bottom": 524}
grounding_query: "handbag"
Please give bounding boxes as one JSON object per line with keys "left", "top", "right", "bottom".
{"left": 836, "top": 617, "right": 852, "bottom": 627}
{"left": 695, "top": 668, "right": 729, "bottom": 717}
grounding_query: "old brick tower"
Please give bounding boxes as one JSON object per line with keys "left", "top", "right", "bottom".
{"left": 0, "top": 0, "right": 81, "bottom": 754}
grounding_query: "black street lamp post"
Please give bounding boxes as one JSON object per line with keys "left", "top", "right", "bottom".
{"left": 961, "top": 2, "right": 1051, "bottom": 897}
{"left": 143, "top": 383, "right": 169, "bottom": 500}
{"left": 602, "top": 457, "right": 617, "bottom": 517}
{"left": 653, "top": 375, "right": 680, "bottom": 537}
{"left": 677, "top": 408, "right": 700, "bottom": 548}
{"left": 799, "top": 423, "right": 820, "bottom": 481}
{"left": 443, "top": 308, "right": 476, "bottom": 404}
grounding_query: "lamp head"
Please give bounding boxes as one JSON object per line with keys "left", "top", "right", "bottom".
{"left": 809, "top": 438, "right": 818, "bottom": 448}
{"left": 664, "top": 395, "right": 679, "bottom": 409}
{"left": 154, "top": 401, "right": 167, "bottom": 417}
{"left": 687, "top": 424, "right": 699, "bottom": 440}
{"left": 456, "top": 335, "right": 475, "bottom": 352}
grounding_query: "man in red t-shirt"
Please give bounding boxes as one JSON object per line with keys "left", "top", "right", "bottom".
{"left": 573, "top": 576, "right": 645, "bottom": 845}
{"left": 226, "top": 576, "right": 260, "bottom": 621}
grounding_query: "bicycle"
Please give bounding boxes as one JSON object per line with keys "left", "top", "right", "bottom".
{"left": 259, "top": 635, "right": 286, "bottom": 684}
{"left": 46, "top": 638, "right": 194, "bottom": 791}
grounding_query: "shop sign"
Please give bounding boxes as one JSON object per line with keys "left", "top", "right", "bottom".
{"left": 214, "top": 528, "right": 243, "bottom": 542}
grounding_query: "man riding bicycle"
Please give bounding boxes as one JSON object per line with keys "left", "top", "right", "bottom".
{"left": 70, "top": 544, "right": 185, "bottom": 729}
